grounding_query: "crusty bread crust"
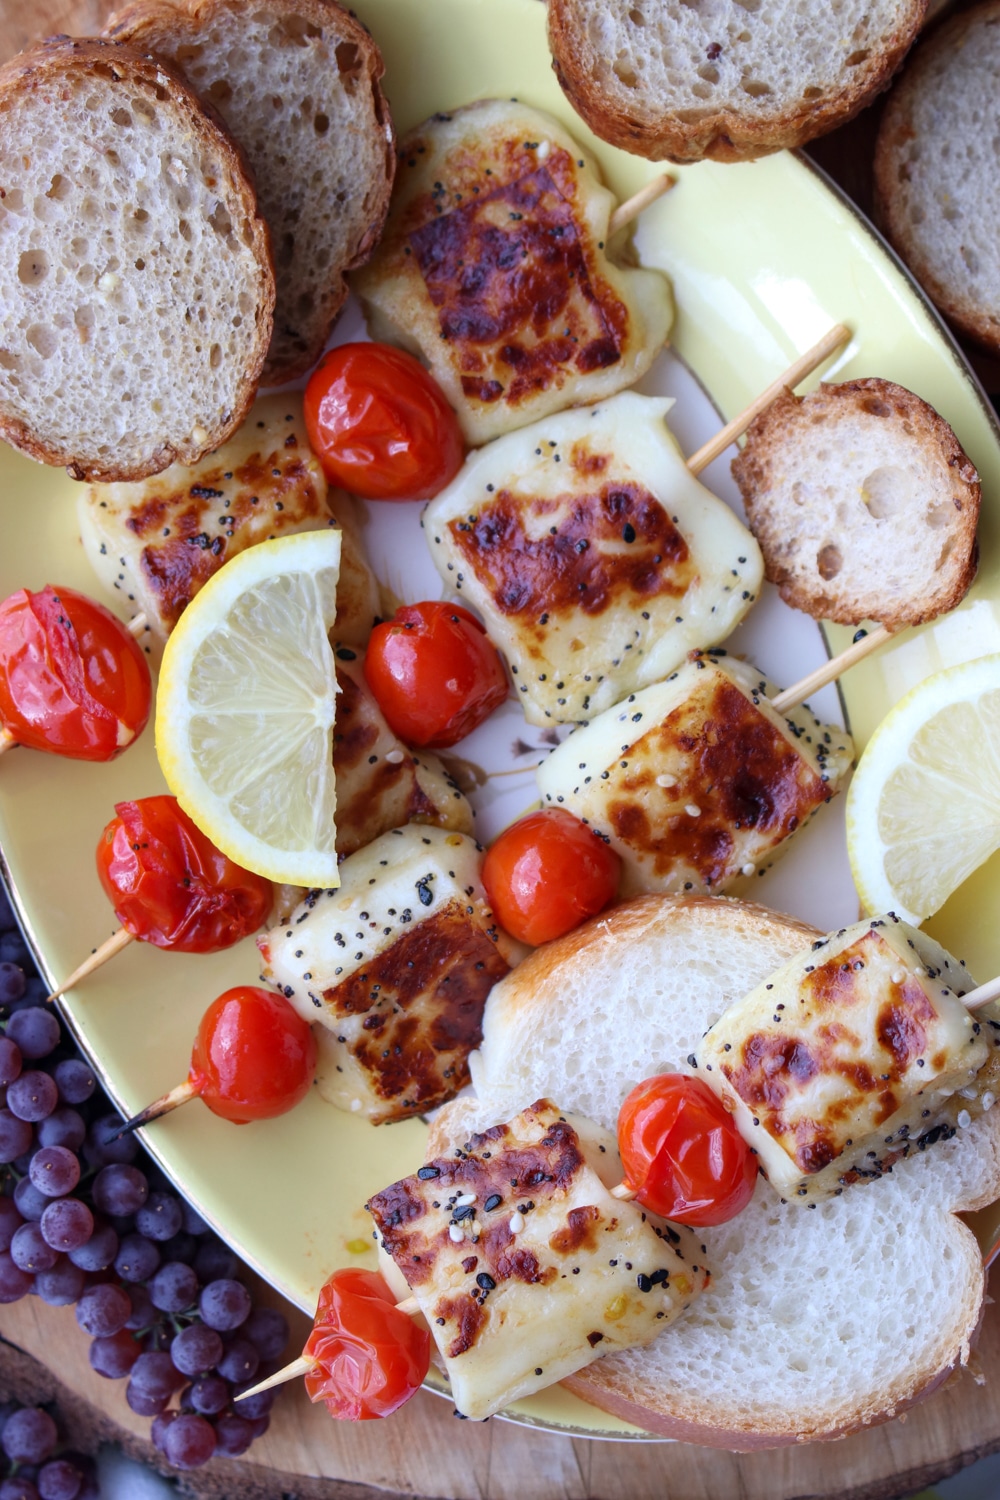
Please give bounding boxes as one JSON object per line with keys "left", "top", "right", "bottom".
{"left": 107, "top": 0, "right": 395, "bottom": 382}
{"left": 731, "top": 377, "right": 979, "bottom": 628}
{"left": 0, "top": 36, "right": 274, "bottom": 482}
{"left": 547, "top": 0, "right": 928, "bottom": 164}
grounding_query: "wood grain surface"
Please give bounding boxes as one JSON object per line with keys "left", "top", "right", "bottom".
{"left": 3, "top": 1, "right": 1000, "bottom": 1497}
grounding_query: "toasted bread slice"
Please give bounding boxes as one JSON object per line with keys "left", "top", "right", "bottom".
{"left": 0, "top": 37, "right": 274, "bottom": 482}
{"left": 107, "top": 0, "right": 395, "bottom": 383}
{"left": 434, "top": 894, "right": 1000, "bottom": 1446}
{"left": 546, "top": 0, "right": 927, "bottom": 164}
{"left": 731, "top": 378, "right": 979, "bottom": 629}
{"left": 875, "top": 2, "right": 1000, "bottom": 355}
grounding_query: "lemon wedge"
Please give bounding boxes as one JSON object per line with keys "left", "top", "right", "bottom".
{"left": 155, "top": 530, "right": 341, "bottom": 887}
{"left": 847, "top": 653, "right": 1000, "bottom": 924}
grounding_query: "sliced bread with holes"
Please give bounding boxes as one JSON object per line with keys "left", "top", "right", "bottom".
{"left": 547, "top": 0, "right": 928, "bottom": 164}
{"left": 428, "top": 894, "right": 1000, "bottom": 1446}
{"left": 730, "top": 378, "right": 979, "bottom": 628}
{"left": 875, "top": 2, "right": 1000, "bottom": 355}
{"left": 0, "top": 36, "right": 274, "bottom": 483}
{"left": 106, "top": 0, "right": 395, "bottom": 383}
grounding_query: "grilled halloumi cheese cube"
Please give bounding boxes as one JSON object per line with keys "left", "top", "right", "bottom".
{"left": 367, "top": 1099, "right": 708, "bottom": 1420}
{"left": 537, "top": 653, "right": 852, "bottom": 894}
{"left": 696, "top": 917, "right": 995, "bottom": 1202}
{"left": 79, "top": 394, "right": 379, "bottom": 650}
{"left": 352, "top": 100, "right": 673, "bottom": 447}
{"left": 257, "top": 826, "right": 523, "bottom": 1124}
{"left": 424, "top": 396, "right": 763, "bottom": 726}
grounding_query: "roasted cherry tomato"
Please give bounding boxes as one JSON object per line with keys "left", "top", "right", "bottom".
{"left": 0, "top": 585, "right": 151, "bottom": 761}
{"left": 364, "top": 601, "right": 508, "bottom": 748}
{"left": 302, "top": 1268, "right": 430, "bottom": 1421}
{"left": 96, "top": 796, "right": 273, "bottom": 952}
{"left": 618, "top": 1073, "right": 758, "bottom": 1227}
{"left": 304, "top": 342, "right": 464, "bottom": 501}
{"left": 188, "top": 986, "right": 317, "bottom": 1124}
{"left": 482, "top": 808, "right": 621, "bottom": 947}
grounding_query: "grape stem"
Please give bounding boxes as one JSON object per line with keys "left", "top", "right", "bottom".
{"left": 113, "top": 1079, "right": 198, "bottom": 1139}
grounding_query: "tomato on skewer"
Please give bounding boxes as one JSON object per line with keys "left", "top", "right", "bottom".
{"left": 301, "top": 1269, "right": 430, "bottom": 1421}
{"left": 482, "top": 808, "right": 621, "bottom": 947}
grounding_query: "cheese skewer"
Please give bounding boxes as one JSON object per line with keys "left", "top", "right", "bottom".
{"left": 772, "top": 624, "right": 894, "bottom": 714}
{"left": 607, "top": 172, "right": 675, "bottom": 236}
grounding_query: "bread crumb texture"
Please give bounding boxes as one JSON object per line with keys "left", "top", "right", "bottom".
{"left": 0, "top": 39, "right": 274, "bottom": 481}
{"left": 548, "top": 0, "right": 926, "bottom": 162}
{"left": 876, "top": 1, "right": 1000, "bottom": 354}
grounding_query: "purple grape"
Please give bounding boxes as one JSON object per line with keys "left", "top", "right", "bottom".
{"left": 0, "top": 1037, "right": 22, "bottom": 1085}
{"left": 75, "top": 1282, "right": 130, "bottom": 1337}
{"left": 135, "top": 1191, "right": 183, "bottom": 1242}
{"left": 89, "top": 1328, "right": 140, "bottom": 1379}
{"left": 1, "top": 1407, "right": 57, "bottom": 1463}
{"left": 159, "top": 1231, "right": 196, "bottom": 1265}
{"left": 83, "top": 1116, "right": 137, "bottom": 1169}
{"left": 36, "top": 1461, "right": 81, "bottom": 1500}
{"left": 124, "top": 1283, "right": 154, "bottom": 1332}
{"left": 28, "top": 1146, "right": 80, "bottom": 1199}
{"left": 0, "top": 962, "right": 26, "bottom": 1006}
{"left": 39, "top": 1198, "right": 93, "bottom": 1253}
{"left": 14, "top": 1178, "right": 49, "bottom": 1223}
{"left": 0, "top": 1198, "right": 24, "bottom": 1252}
{"left": 171, "top": 1322, "right": 224, "bottom": 1378}
{"left": 10, "top": 1224, "right": 59, "bottom": 1273}
{"left": 0, "top": 1251, "right": 34, "bottom": 1302}
{"left": 150, "top": 1409, "right": 176, "bottom": 1453}
{"left": 233, "top": 1382, "right": 275, "bottom": 1420}
{"left": 246, "top": 1414, "right": 270, "bottom": 1440}
{"left": 0, "top": 930, "right": 30, "bottom": 967}
{"left": 190, "top": 1374, "right": 230, "bottom": 1415}
{"left": 180, "top": 1201, "right": 210, "bottom": 1236}
{"left": 68, "top": 1221, "right": 117, "bottom": 1272}
{"left": 0, "top": 888, "right": 15, "bottom": 932}
{"left": 130, "top": 1350, "right": 183, "bottom": 1401}
{"left": 91, "top": 1163, "right": 147, "bottom": 1217}
{"left": 52, "top": 1060, "right": 95, "bottom": 1107}
{"left": 6, "top": 1009, "right": 60, "bottom": 1061}
{"left": 34, "top": 1259, "right": 85, "bottom": 1307}
{"left": 7, "top": 1072, "right": 58, "bottom": 1123}
{"left": 148, "top": 1260, "right": 198, "bottom": 1314}
{"left": 193, "top": 1236, "right": 239, "bottom": 1284}
{"left": 244, "top": 1306, "right": 289, "bottom": 1362}
{"left": 199, "top": 1276, "right": 251, "bottom": 1330}
{"left": 162, "top": 1412, "right": 216, "bottom": 1470}
{"left": 37, "top": 1109, "right": 86, "bottom": 1154}
{"left": 217, "top": 1336, "right": 259, "bottom": 1385}
{"left": 0, "top": 1478, "right": 40, "bottom": 1500}
{"left": 125, "top": 1382, "right": 167, "bottom": 1418}
{"left": 114, "top": 1233, "right": 160, "bottom": 1284}
{"left": 213, "top": 1412, "right": 255, "bottom": 1456}
{"left": 0, "top": 1109, "right": 34, "bottom": 1163}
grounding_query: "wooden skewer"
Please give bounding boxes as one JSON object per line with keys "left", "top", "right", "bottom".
{"left": 771, "top": 624, "right": 895, "bottom": 715}
{"left": 0, "top": 728, "right": 16, "bottom": 758}
{"left": 45, "top": 927, "right": 135, "bottom": 1002}
{"left": 127, "top": 613, "right": 149, "bottom": 639}
{"left": 112, "top": 1078, "right": 198, "bottom": 1139}
{"left": 608, "top": 173, "right": 675, "bottom": 237}
{"left": 960, "top": 975, "right": 1000, "bottom": 1014}
{"left": 237, "top": 1294, "right": 424, "bottom": 1401}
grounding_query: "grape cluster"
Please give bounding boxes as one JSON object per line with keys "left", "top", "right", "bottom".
{"left": 0, "top": 1402, "right": 98, "bottom": 1500}
{"left": 0, "top": 888, "right": 289, "bottom": 1473}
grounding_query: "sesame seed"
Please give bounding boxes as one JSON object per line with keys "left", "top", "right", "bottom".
{"left": 685, "top": 804, "right": 701, "bottom": 817}
{"left": 449, "top": 1224, "right": 465, "bottom": 1243}
{"left": 656, "top": 773, "right": 677, "bottom": 788}
{"left": 509, "top": 1212, "right": 525, "bottom": 1233}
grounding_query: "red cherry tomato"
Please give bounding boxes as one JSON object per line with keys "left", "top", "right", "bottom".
{"left": 304, "top": 342, "right": 464, "bottom": 501}
{"left": 364, "top": 601, "right": 508, "bottom": 748}
{"left": 618, "top": 1074, "right": 758, "bottom": 1227}
{"left": 96, "top": 796, "right": 273, "bottom": 952}
{"left": 482, "top": 808, "right": 621, "bottom": 947}
{"left": 303, "top": 1268, "right": 430, "bottom": 1421}
{"left": 188, "top": 986, "right": 317, "bottom": 1124}
{"left": 0, "top": 585, "right": 151, "bottom": 760}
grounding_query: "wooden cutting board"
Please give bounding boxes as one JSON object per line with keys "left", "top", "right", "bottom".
{"left": 3, "top": 1, "right": 1000, "bottom": 1495}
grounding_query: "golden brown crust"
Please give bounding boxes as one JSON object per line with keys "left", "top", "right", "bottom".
{"left": 0, "top": 36, "right": 274, "bottom": 483}
{"left": 731, "top": 378, "right": 980, "bottom": 628}
{"left": 547, "top": 0, "right": 928, "bottom": 164}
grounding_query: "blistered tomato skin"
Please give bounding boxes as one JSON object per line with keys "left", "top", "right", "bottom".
{"left": 482, "top": 808, "right": 621, "bottom": 947}
{"left": 618, "top": 1073, "right": 758, "bottom": 1227}
{"left": 188, "top": 987, "right": 317, "bottom": 1124}
{"left": 0, "top": 585, "right": 151, "bottom": 760}
{"left": 303, "top": 1268, "right": 430, "bottom": 1420}
{"left": 364, "top": 601, "right": 509, "bottom": 748}
{"left": 96, "top": 796, "right": 274, "bottom": 953}
{"left": 304, "top": 342, "right": 465, "bottom": 501}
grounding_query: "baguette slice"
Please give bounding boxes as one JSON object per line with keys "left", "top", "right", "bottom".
{"left": 434, "top": 894, "right": 1000, "bottom": 1447}
{"left": 107, "top": 0, "right": 395, "bottom": 383}
{"left": 731, "top": 378, "right": 979, "bottom": 629}
{"left": 547, "top": 0, "right": 928, "bottom": 164}
{"left": 0, "top": 37, "right": 274, "bottom": 483}
{"left": 875, "top": 2, "right": 1000, "bottom": 356}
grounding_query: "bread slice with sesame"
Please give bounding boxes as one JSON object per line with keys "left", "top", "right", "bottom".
{"left": 547, "top": 0, "right": 928, "bottom": 164}
{"left": 106, "top": 0, "right": 395, "bottom": 383}
{"left": 0, "top": 36, "right": 274, "bottom": 483}
{"left": 730, "top": 377, "right": 979, "bottom": 629}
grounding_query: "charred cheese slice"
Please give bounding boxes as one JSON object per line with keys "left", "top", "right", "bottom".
{"left": 79, "top": 394, "right": 379, "bottom": 651}
{"left": 352, "top": 100, "right": 673, "bottom": 446}
{"left": 697, "top": 916, "right": 994, "bottom": 1202}
{"left": 424, "top": 396, "right": 763, "bottom": 725}
{"left": 257, "top": 826, "right": 523, "bottom": 1124}
{"left": 368, "top": 1099, "right": 708, "bottom": 1420}
{"left": 537, "top": 652, "right": 852, "bottom": 894}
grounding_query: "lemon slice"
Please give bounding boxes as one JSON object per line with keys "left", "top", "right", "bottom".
{"left": 155, "top": 530, "right": 341, "bottom": 887}
{"left": 847, "top": 653, "right": 1000, "bottom": 924}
